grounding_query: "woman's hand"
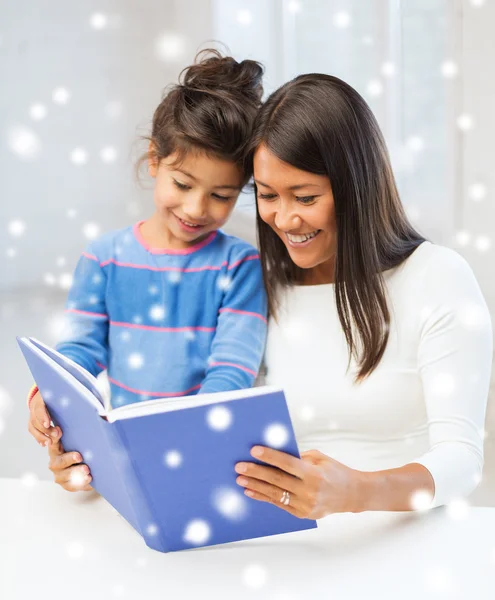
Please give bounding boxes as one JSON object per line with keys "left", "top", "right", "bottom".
{"left": 235, "top": 446, "right": 364, "bottom": 519}
{"left": 27, "top": 390, "right": 61, "bottom": 447}
{"left": 47, "top": 428, "right": 93, "bottom": 492}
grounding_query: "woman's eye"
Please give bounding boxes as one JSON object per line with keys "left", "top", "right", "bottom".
{"left": 296, "top": 195, "right": 317, "bottom": 204}
{"left": 258, "top": 193, "right": 277, "bottom": 200}
{"left": 173, "top": 179, "right": 191, "bottom": 191}
{"left": 212, "top": 193, "right": 232, "bottom": 202}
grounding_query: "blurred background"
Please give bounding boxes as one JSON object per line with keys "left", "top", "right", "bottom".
{"left": 1, "top": 0, "right": 494, "bottom": 505}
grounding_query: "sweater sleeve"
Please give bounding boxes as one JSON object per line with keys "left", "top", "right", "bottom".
{"left": 199, "top": 252, "right": 267, "bottom": 394}
{"left": 55, "top": 243, "right": 109, "bottom": 377}
{"left": 411, "top": 249, "right": 493, "bottom": 508}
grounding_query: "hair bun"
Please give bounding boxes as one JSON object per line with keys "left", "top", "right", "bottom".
{"left": 181, "top": 48, "right": 264, "bottom": 105}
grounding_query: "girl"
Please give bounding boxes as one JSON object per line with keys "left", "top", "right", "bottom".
{"left": 232, "top": 73, "right": 492, "bottom": 517}
{"left": 27, "top": 49, "right": 267, "bottom": 492}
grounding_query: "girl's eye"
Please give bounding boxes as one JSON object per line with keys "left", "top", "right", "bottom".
{"left": 173, "top": 179, "right": 191, "bottom": 191}
{"left": 258, "top": 193, "right": 277, "bottom": 200}
{"left": 212, "top": 193, "right": 232, "bottom": 202}
{"left": 296, "top": 195, "right": 318, "bottom": 204}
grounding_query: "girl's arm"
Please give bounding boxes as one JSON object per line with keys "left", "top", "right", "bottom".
{"left": 54, "top": 243, "right": 109, "bottom": 377}
{"left": 199, "top": 250, "right": 267, "bottom": 394}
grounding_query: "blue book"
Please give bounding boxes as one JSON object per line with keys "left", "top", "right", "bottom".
{"left": 17, "top": 336, "right": 317, "bottom": 552}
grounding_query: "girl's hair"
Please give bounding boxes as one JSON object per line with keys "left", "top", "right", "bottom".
{"left": 246, "top": 73, "right": 426, "bottom": 382}
{"left": 138, "top": 48, "right": 264, "bottom": 185}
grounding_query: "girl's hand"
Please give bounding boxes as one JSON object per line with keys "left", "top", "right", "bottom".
{"left": 27, "top": 390, "right": 61, "bottom": 447}
{"left": 235, "top": 447, "right": 364, "bottom": 519}
{"left": 47, "top": 428, "right": 93, "bottom": 492}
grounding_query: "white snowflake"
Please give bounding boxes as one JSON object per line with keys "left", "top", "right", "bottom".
{"left": 441, "top": 60, "right": 458, "bottom": 78}
{"left": 237, "top": 9, "right": 252, "bottom": 25}
{"left": 92, "top": 274, "right": 102, "bottom": 285}
{"left": 8, "top": 220, "right": 26, "bottom": 238}
{"left": 29, "top": 103, "right": 47, "bottom": 120}
{"left": 67, "top": 208, "right": 78, "bottom": 219}
{"left": 8, "top": 126, "right": 41, "bottom": 160}
{"left": 148, "top": 284, "right": 160, "bottom": 295}
{"left": 430, "top": 373, "right": 456, "bottom": 397}
{"left": 154, "top": 32, "right": 186, "bottom": 62}
{"left": 6, "top": 248, "right": 16, "bottom": 258}
{"left": 128, "top": 353, "right": 144, "bottom": 369}
{"left": 84, "top": 450, "right": 94, "bottom": 462}
{"left": 52, "top": 87, "right": 70, "bottom": 105}
{"left": 183, "top": 519, "right": 211, "bottom": 545}
{"left": 217, "top": 275, "right": 232, "bottom": 291}
{"left": 367, "top": 79, "right": 383, "bottom": 98}
{"left": 66, "top": 541, "right": 85, "bottom": 559}
{"left": 70, "top": 147, "right": 88, "bottom": 165}
{"left": 100, "top": 146, "right": 117, "bottom": 163}
{"left": 213, "top": 487, "right": 248, "bottom": 521}
{"left": 21, "top": 472, "right": 39, "bottom": 487}
{"left": 146, "top": 523, "right": 158, "bottom": 536}
{"left": 59, "top": 273, "right": 73, "bottom": 290}
{"left": 242, "top": 564, "right": 268, "bottom": 589}
{"left": 185, "top": 330, "right": 196, "bottom": 341}
{"left": 83, "top": 222, "right": 100, "bottom": 240}
{"left": 60, "top": 396, "right": 70, "bottom": 408}
{"left": 132, "top": 315, "right": 142, "bottom": 324}
{"left": 90, "top": 13, "right": 108, "bottom": 30}
{"left": 206, "top": 405, "right": 233, "bottom": 431}
{"left": 469, "top": 183, "right": 487, "bottom": 202}
{"left": 168, "top": 271, "right": 182, "bottom": 284}
{"left": 333, "top": 10, "right": 351, "bottom": 28}
{"left": 88, "top": 294, "right": 99, "bottom": 305}
{"left": 455, "top": 230, "right": 471, "bottom": 247}
{"left": 120, "top": 331, "right": 131, "bottom": 342}
{"left": 475, "top": 235, "right": 491, "bottom": 252}
{"left": 457, "top": 113, "right": 474, "bottom": 131}
{"left": 164, "top": 450, "right": 183, "bottom": 468}
{"left": 263, "top": 423, "right": 289, "bottom": 448}
{"left": 287, "top": 0, "right": 301, "bottom": 14}
{"left": 149, "top": 304, "right": 166, "bottom": 321}
{"left": 105, "top": 100, "right": 123, "bottom": 119}
{"left": 409, "top": 490, "right": 433, "bottom": 511}
{"left": 446, "top": 498, "right": 470, "bottom": 520}
{"left": 299, "top": 405, "right": 314, "bottom": 421}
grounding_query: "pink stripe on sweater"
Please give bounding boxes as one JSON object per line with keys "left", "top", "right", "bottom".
{"left": 100, "top": 258, "right": 226, "bottom": 272}
{"left": 209, "top": 361, "right": 258, "bottom": 377}
{"left": 110, "top": 321, "right": 216, "bottom": 332}
{"left": 218, "top": 308, "right": 267, "bottom": 323}
{"left": 227, "top": 255, "right": 260, "bottom": 270}
{"left": 66, "top": 308, "right": 108, "bottom": 319}
{"left": 82, "top": 252, "right": 98, "bottom": 261}
{"left": 108, "top": 377, "right": 202, "bottom": 397}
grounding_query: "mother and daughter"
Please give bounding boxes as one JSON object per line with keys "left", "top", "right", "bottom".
{"left": 27, "top": 49, "right": 492, "bottom": 520}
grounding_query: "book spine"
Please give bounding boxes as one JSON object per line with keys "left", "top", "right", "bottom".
{"left": 108, "top": 419, "right": 169, "bottom": 553}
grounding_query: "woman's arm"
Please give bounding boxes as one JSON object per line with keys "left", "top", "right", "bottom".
{"left": 357, "top": 248, "right": 492, "bottom": 512}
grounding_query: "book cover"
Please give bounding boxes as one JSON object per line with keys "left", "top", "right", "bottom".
{"left": 18, "top": 336, "right": 317, "bottom": 552}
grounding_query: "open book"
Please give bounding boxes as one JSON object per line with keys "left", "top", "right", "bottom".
{"left": 17, "top": 336, "right": 317, "bottom": 553}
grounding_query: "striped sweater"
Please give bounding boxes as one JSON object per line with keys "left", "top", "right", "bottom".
{"left": 55, "top": 220, "right": 267, "bottom": 408}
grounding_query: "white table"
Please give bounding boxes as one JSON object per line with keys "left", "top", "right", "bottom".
{"left": 1, "top": 478, "right": 494, "bottom": 600}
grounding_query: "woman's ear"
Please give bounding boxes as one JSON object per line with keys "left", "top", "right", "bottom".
{"left": 148, "top": 141, "right": 158, "bottom": 178}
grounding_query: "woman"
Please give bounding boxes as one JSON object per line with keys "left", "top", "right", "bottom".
{"left": 234, "top": 73, "right": 493, "bottom": 519}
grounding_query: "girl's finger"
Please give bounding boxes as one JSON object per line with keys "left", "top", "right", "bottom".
{"left": 27, "top": 420, "right": 50, "bottom": 446}
{"left": 56, "top": 466, "right": 92, "bottom": 491}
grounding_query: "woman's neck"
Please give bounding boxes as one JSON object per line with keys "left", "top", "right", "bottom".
{"left": 301, "top": 258, "right": 336, "bottom": 286}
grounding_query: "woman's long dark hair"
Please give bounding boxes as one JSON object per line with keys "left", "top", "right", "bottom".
{"left": 246, "top": 73, "right": 426, "bottom": 382}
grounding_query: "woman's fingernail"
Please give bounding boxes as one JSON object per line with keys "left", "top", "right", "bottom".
{"left": 251, "top": 447, "right": 263, "bottom": 457}
{"left": 235, "top": 463, "right": 247, "bottom": 473}
{"left": 237, "top": 477, "right": 248, "bottom": 486}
